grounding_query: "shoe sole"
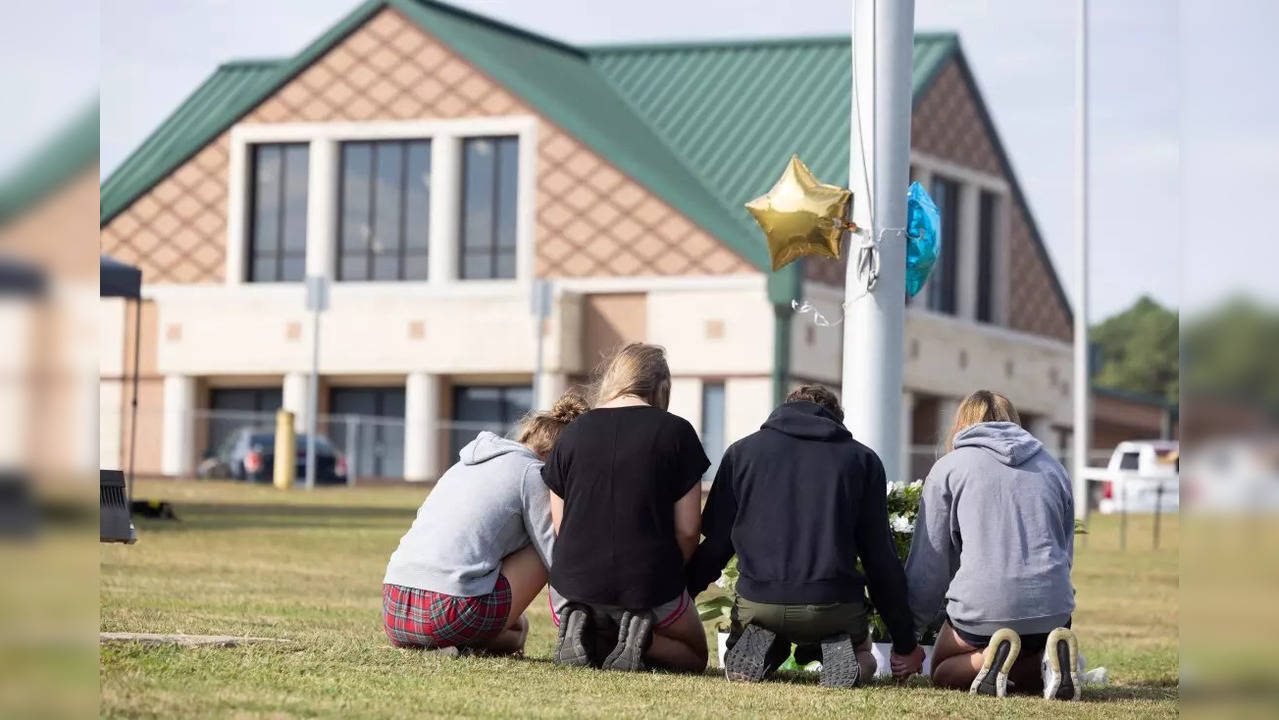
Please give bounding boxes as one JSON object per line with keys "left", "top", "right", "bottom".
{"left": 552, "top": 605, "right": 595, "bottom": 667}
{"left": 818, "top": 634, "right": 861, "bottom": 689}
{"left": 602, "top": 611, "right": 652, "bottom": 672}
{"left": 970, "top": 628, "right": 1021, "bottom": 698}
{"left": 723, "top": 624, "right": 776, "bottom": 682}
{"left": 1043, "top": 628, "right": 1081, "bottom": 701}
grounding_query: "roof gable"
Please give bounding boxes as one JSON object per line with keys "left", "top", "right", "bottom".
{"left": 101, "top": 0, "right": 1065, "bottom": 319}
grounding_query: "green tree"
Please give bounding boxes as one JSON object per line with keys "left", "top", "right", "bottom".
{"left": 1090, "top": 295, "right": 1179, "bottom": 403}
{"left": 1182, "top": 297, "right": 1279, "bottom": 413}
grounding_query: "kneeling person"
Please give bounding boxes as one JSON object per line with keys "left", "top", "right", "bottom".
{"left": 687, "top": 385, "right": 923, "bottom": 687}
{"left": 382, "top": 393, "right": 586, "bottom": 656}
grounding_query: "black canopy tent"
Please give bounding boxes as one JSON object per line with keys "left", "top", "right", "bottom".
{"left": 100, "top": 254, "right": 141, "bottom": 300}
{"left": 101, "top": 255, "right": 142, "bottom": 542}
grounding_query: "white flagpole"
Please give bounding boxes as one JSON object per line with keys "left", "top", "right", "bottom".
{"left": 843, "top": 0, "right": 915, "bottom": 485}
{"left": 1072, "top": 0, "right": 1091, "bottom": 520}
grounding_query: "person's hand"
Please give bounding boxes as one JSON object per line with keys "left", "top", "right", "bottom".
{"left": 889, "top": 645, "right": 926, "bottom": 682}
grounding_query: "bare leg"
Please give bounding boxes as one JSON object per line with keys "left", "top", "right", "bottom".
{"left": 928, "top": 621, "right": 984, "bottom": 690}
{"left": 855, "top": 635, "right": 877, "bottom": 680}
{"left": 479, "top": 614, "right": 529, "bottom": 656}
{"left": 1007, "top": 649, "right": 1047, "bottom": 695}
{"left": 644, "top": 605, "right": 708, "bottom": 673}
{"left": 474, "top": 544, "right": 547, "bottom": 656}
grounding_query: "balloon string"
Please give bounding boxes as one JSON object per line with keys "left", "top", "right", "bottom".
{"left": 793, "top": 226, "right": 908, "bottom": 327}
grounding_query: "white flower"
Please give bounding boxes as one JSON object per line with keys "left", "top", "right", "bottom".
{"left": 715, "top": 573, "right": 730, "bottom": 589}
{"left": 910, "top": 479, "right": 925, "bottom": 489}
{"left": 890, "top": 514, "right": 914, "bottom": 533}
{"left": 887, "top": 481, "right": 906, "bottom": 495}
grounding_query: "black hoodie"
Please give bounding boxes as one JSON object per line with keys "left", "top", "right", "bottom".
{"left": 686, "top": 401, "right": 917, "bottom": 653}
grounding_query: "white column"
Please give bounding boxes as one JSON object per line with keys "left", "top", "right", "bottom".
{"left": 161, "top": 374, "right": 196, "bottom": 477}
{"left": 535, "top": 372, "right": 567, "bottom": 413}
{"left": 993, "top": 193, "right": 1012, "bottom": 326}
{"left": 404, "top": 372, "right": 440, "bottom": 482}
{"left": 429, "top": 136, "right": 460, "bottom": 284}
{"left": 225, "top": 135, "right": 248, "bottom": 285}
{"left": 667, "top": 377, "right": 703, "bottom": 430}
{"left": 956, "top": 182, "right": 981, "bottom": 320}
{"left": 1030, "top": 415, "right": 1056, "bottom": 457}
{"left": 307, "top": 139, "right": 338, "bottom": 279}
{"left": 900, "top": 390, "right": 916, "bottom": 483}
{"left": 936, "top": 396, "right": 961, "bottom": 451}
{"left": 282, "top": 372, "right": 307, "bottom": 424}
{"left": 843, "top": 0, "right": 916, "bottom": 490}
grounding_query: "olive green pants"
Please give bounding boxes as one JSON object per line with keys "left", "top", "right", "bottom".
{"left": 729, "top": 597, "right": 870, "bottom": 669}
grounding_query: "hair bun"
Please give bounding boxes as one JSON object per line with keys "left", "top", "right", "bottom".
{"left": 549, "top": 392, "right": 589, "bottom": 423}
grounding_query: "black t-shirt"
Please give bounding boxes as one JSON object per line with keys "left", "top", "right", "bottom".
{"left": 542, "top": 405, "right": 709, "bottom": 609}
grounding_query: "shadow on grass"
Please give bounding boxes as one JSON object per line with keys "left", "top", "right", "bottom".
{"left": 132, "top": 503, "right": 415, "bottom": 532}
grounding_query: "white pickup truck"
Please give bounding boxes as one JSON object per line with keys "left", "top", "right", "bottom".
{"left": 1083, "top": 440, "right": 1179, "bottom": 514}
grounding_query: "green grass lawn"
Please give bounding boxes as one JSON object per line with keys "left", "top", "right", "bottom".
{"left": 100, "top": 480, "right": 1178, "bottom": 718}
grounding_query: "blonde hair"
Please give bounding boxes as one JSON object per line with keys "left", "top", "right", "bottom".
{"left": 516, "top": 391, "right": 589, "bottom": 458}
{"left": 945, "top": 390, "right": 1021, "bottom": 452}
{"left": 592, "top": 343, "right": 671, "bottom": 410}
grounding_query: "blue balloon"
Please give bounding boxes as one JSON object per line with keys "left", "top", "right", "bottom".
{"left": 905, "top": 181, "right": 940, "bottom": 297}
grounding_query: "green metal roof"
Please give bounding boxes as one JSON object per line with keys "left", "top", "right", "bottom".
{"left": 0, "top": 100, "right": 100, "bottom": 225}
{"left": 588, "top": 34, "right": 957, "bottom": 232}
{"left": 100, "top": 1, "right": 994, "bottom": 305}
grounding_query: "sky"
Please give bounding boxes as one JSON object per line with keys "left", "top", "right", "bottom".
{"left": 12, "top": 0, "right": 1276, "bottom": 320}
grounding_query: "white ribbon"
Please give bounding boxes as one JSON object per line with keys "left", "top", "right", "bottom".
{"left": 792, "top": 226, "right": 907, "bottom": 327}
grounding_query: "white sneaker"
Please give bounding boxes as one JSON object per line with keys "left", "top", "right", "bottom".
{"left": 1042, "top": 628, "right": 1081, "bottom": 700}
{"left": 970, "top": 628, "right": 1020, "bottom": 697}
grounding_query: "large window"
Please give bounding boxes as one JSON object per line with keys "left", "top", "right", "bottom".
{"left": 337, "top": 140, "right": 431, "bottom": 281}
{"left": 328, "top": 387, "right": 406, "bottom": 478}
{"left": 205, "top": 387, "right": 283, "bottom": 458}
{"left": 976, "top": 190, "right": 999, "bottom": 323}
{"left": 247, "top": 144, "right": 309, "bottom": 282}
{"left": 700, "top": 382, "right": 726, "bottom": 483}
{"left": 460, "top": 136, "right": 519, "bottom": 280}
{"left": 450, "top": 385, "right": 532, "bottom": 460}
{"left": 927, "top": 176, "right": 960, "bottom": 314}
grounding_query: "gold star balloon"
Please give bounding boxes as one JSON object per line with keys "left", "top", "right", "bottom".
{"left": 746, "top": 155, "right": 854, "bottom": 271}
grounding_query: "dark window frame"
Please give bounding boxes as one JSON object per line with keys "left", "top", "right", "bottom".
{"left": 459, "top": 135, "right": 519, "bottom": 280}
{"left": 928, "top": 175, "right": 960, "bottom": 315}
{"left": 335, "top": 139, "right": 432, "bottom": 282}
{"left": 450, "top": 384, "right": 532, "bottom": 460}
{"left": 246, "top": 143, "right": 309, "bottom": 283}
{"left": 976, "top": 190, "right": 999, "bottom": 323}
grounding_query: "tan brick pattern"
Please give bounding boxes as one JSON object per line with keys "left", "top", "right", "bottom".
{"left": 1007, "top": 202, "right": 1071, "bottom": 341}
{"left": 101, "top": 138, "right": 230, "bottom": 283}
{"left": 910, "top": 62, "right": 1002, "bottom": 176}
{"left": 806, "top": 58, "right": 1072, "bottom": 343}
{"left": 101, "top": 6, "right": 751, "bottom": 283}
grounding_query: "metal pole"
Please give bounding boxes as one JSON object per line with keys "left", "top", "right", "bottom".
{"left": 1153, "top": 481, "right": 1163, "bottom": 550}
{"left": 127, "top": 298, "right": 141, "bottom": 506}
{"left": 1071, "top": 0, "right": 1091, "bottom": 520}
{"left": 533, "top": 315, "right": 545, "bottom": 410}
{"left": 305, "top": 303, "right": 319, "bottom": 490}
{"left": 1119, "top": 479, "right": 1128, "bottom": 551}
{"left": 843, "top": 0, "right": 914, "bottom": 485}
{"left": 345, "top": 415, "right": 358, "bottom": 487}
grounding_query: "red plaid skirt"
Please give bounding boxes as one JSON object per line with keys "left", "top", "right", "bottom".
{"left": 383, "top": 577, "right": 512, "bottom": 649}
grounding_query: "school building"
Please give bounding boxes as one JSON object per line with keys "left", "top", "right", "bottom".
{"left": 94, "top": 0, "right": 1159, "bottom": 482}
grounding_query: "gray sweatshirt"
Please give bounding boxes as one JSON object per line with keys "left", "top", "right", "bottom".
{"left": 905, "top": 421, "right": 1075, "bottom": 636}
{"left": 383, "top": 432, "right": 554, "bottom": 596}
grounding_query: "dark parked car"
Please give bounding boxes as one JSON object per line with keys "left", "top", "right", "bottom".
{"left": 199, "top": 428, "right": 347, "bottom": 485}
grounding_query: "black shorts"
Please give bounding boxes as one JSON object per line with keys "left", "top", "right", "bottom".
{"left": 952, "top": 617, "right": 1072, "bottom": 655}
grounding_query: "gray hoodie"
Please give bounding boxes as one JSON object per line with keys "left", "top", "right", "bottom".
{"left": 905, "top": 421, "right": 1075, "bottom": 636}
{"left": 383, "top": 432, "right": 554, "bottom": 596}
